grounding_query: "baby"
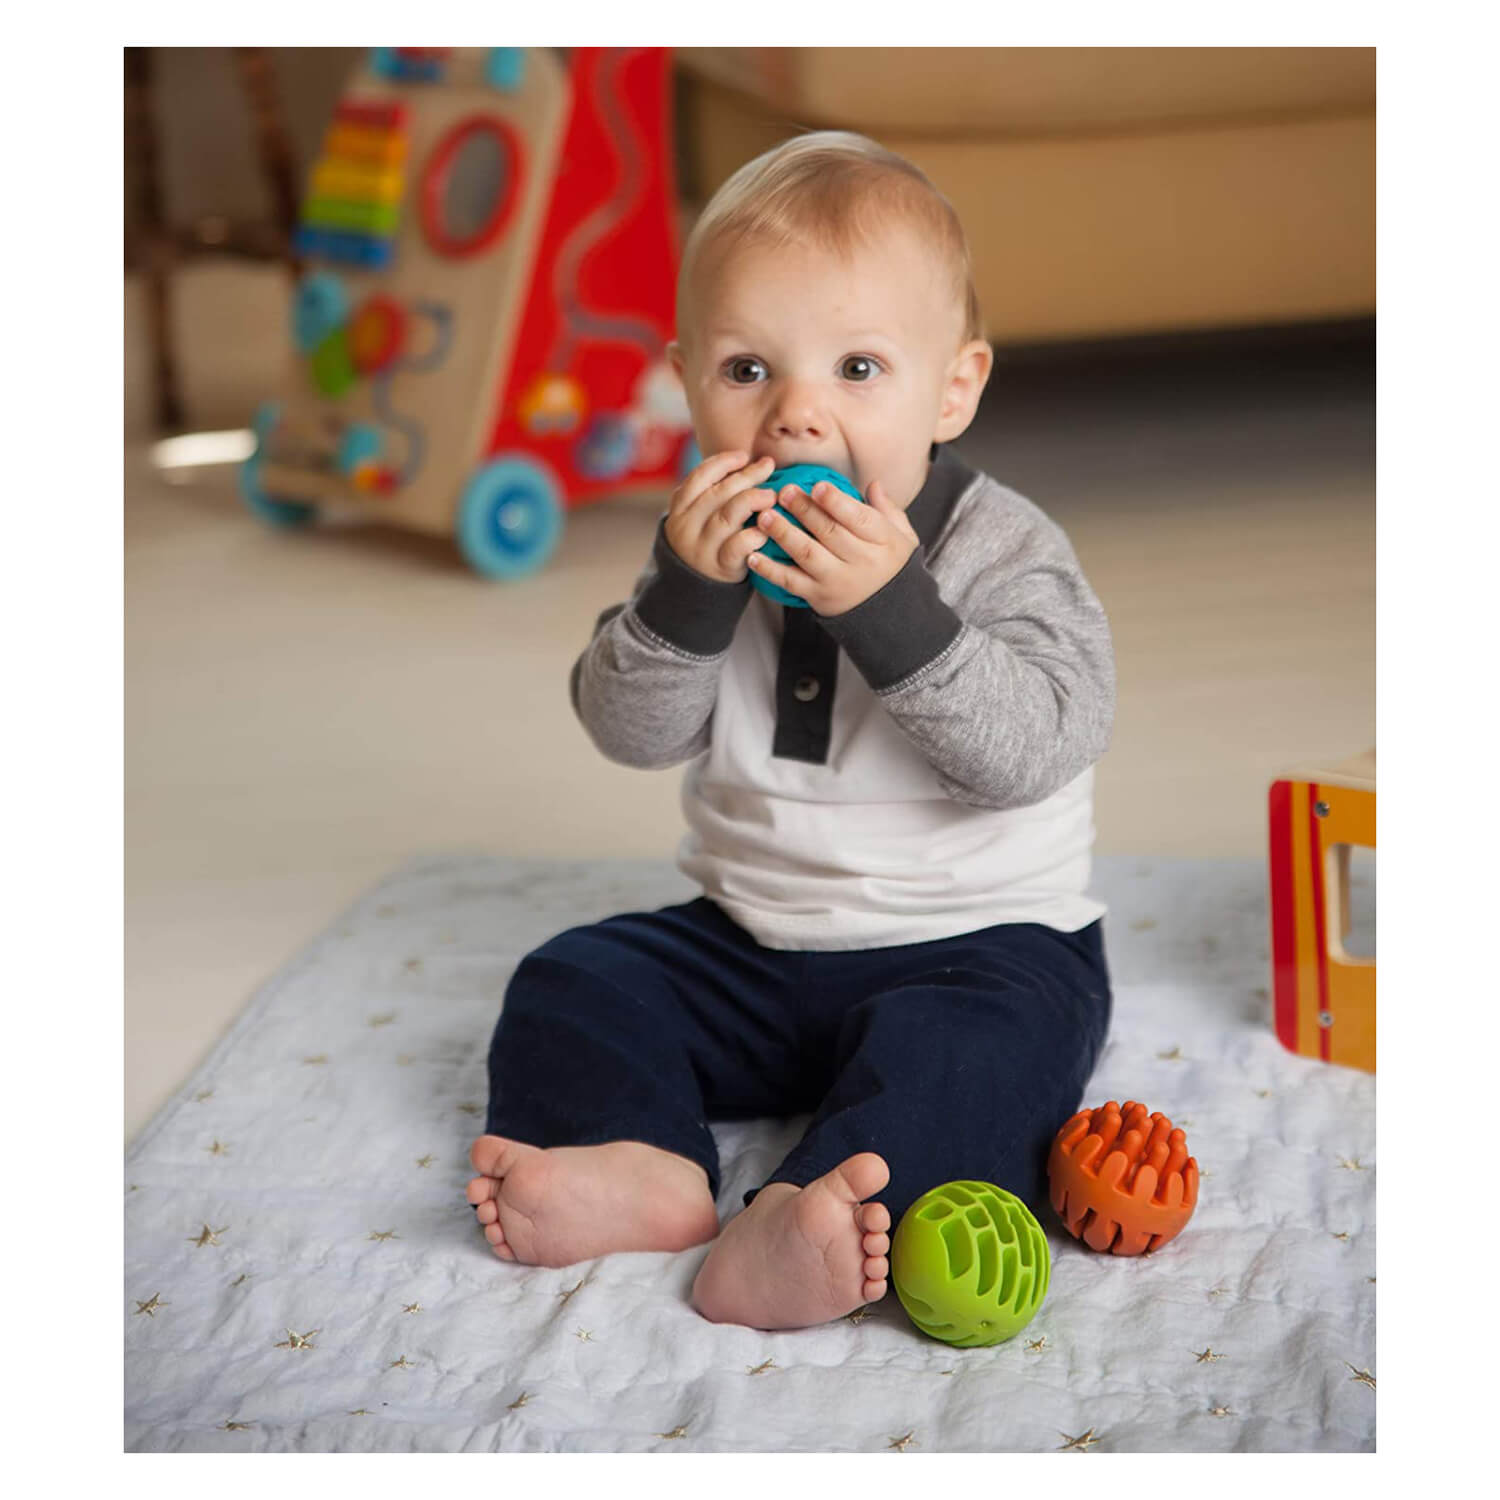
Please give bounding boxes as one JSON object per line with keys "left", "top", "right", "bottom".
{"left": 466, "top": 130, "right": 1115, "bottom": 1331}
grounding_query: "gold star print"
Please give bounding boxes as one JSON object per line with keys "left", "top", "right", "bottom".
{"left": 134, "top": 1293, "right": 167, "bottom": 1317}
{"left": 303, "top": 1055, "right": 328, "bottom": 1065}
{"left": 1255, "top": 1089, "right": 1273, "bottom": 1098}
{"left": 1194, "top": 1348, "right": 1225, "bottom": 1363}
{"left": 397, "top": 1055, "right": 415, "bottom": 1067}
{"left": 194, "top": 1089, "right": 215, "bottom": 1103}
{"left": 1130, "top": 917, "right": 1157, "bottom": 931}
{"left": 748, "top": 1359, "right": 775, "bottom": 1375}
{"left": 1157, "top": 1045, "right": 1184, "bottom": 1061}
{"left": 389, "top": 1355, "right": 414, "bottom": 1370}
{"left": 348, "top": 1409, "right": 372, "bottom": 1416}
{"left": 1025, "top": 1336, "right": 1047, "bottom": 1353}
{"left": 404, "top": 958, "right": 423, "bottom": 973}
{"left": 1209, "top": 1405, "right": 1233, "bottom": 1418}
{"left": 1058, "top": 1429, "right": 1101, "bottom": 1452}
{"left": 377, "top": 904, "right": 397, "bottom": 918}
{"left": 206, "top": 1139, "right": 229, "bottom": 1157}
{"left": 558, "top": 1278, "right": 591, "bottom": 1306}
{"left": 231, "top": 1274, "right": 248, "bottom": 1287}
{"left": 846, "top": 1306, "right": 873, "bottom": 1325}
{"left": 1209, "top": 1286, "right": 1231, "bottom": 1298}
{"left": 1332, "top": 1232, "right": 1351, "bottom": 1242}
{"left": 1345, "top": 1363, "right": 1376, "bottom": 1389}
{"left": 507, "top": 1392, "right": 531, "bottom": 1411}
{"left": 129, "top": 1184, "right": 139, "bottom": 1192}
{"left": 1368, "top": 1277, "right": 1377, "bottom": 1285}
{"left": 368, "top": 1012, "right": 396, "bottom": 1029}
{"left": 1337, "top": 1156, "right": 1368, "bottom": 1171}
{"left": 219, "top": 1420, "right": 254, "bottom": 1431}
{"left": 415, "top": 1154, "right": 435, "bottom": 1169}
{"left": 888, "top": 1432, "right": 917, "bottom": 1451}
{"left": 189, "top": 1224, "right": 226, "bottom": 1248}
{"left": 401, "top": 1303, "right": 422, "bottom": 1315}
{"left": 368, "top": 1229, "right": 400, "bottom": 1242}
{"left": 275, "top": 1329, "right": 319, "bottom": 1350}
{"left": 657, "top": 1425, "right": 688, "bottom": 1440}
{"left": 457, "top": 1103, "right": 482, "bottom": 1116}
{"left": 575, "top": 1328, "right": 594, "bottom": 1342}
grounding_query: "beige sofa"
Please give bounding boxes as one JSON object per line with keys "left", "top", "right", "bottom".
{"left": 673, "top": 47, "right": 1375, "bottom": 346}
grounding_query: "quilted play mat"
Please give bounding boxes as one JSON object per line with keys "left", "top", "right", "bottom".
{"left": 124, "top": 855, "right": 1375, "bottom": 1451}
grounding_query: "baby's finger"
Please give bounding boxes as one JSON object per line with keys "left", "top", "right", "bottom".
{"left": 687, "top": 455, "right": 777, "bottom": 528}
{"left": 780, "top": 483, "right": 861, "bottom": 558}
{"left": 710, "top": 470, "right": 780, "bottom": 534}
{"left": 746, "top": 547, "right": 809, "bottom": 600}
{"left": 672, "top": 450, "right": 755, "bottom": 514}
{"left": 758, "top": 499, "right": 829, "bottom": 577}
{"left": 719, "top": 524, "right": 772, "bottom": 573}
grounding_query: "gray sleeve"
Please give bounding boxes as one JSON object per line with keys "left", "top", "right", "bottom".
{"left": 569, "top": 515, "right": 754, "bottom": 770}
{"left": 818, "top": 488, "right": 1115, "bottom": 810}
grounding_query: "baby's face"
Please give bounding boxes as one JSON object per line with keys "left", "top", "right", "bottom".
{"left": 670, "top": 225, "right": 978, "bottom": 508}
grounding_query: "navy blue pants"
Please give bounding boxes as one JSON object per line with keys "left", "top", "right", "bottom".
{"left": 485, "top": 898, "right": 1112, "bottom": 1227}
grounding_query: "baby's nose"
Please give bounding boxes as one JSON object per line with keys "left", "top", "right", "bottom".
{"left": 768, "top": 386, "right": 825, "bottom": 439}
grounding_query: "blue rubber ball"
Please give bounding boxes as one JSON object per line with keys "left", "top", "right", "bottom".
{"left": 744, "top": 464, "right": 866, "bottom": 608}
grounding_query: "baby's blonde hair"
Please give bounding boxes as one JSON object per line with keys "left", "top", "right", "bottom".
{"left": 677, "top": 130, "right": 985, "bottom": 349}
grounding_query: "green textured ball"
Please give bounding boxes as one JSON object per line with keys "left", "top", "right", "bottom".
{"left": 891, "top": 1181, "right": 1051, "bottom": 1347}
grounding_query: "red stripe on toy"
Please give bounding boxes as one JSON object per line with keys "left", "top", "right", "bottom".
{"left": 1267, "top": 780, "right": 1298, "bottom": 1053}
{"left": 1307, "top": 782, "right": 1331, "bottom": 1061}
{"left": 336, "top": 100, "right": 408, "bottom": 133}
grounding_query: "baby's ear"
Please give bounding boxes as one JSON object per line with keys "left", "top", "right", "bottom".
{"left": 935, "top": 339, "right": 995, "bottom": 443}
{"left": 667, "top": 341, "right": 685, "bottom": 381}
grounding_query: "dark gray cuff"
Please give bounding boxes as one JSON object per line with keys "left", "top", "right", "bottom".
{"left": 816, "top": 548, "right": 963, "bottom": 691}
{"left": 632, "top": 516, "right": 753, "bottom": 656}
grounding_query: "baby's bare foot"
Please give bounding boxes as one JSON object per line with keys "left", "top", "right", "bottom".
{"left": 690, "top": 1153, "right": 892, "bottom": 1330}
{"left": 465, "top": 1136, "right": 720, "bottom": 1268}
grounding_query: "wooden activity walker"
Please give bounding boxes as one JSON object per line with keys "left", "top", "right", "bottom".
{"left": 240, "top": 47, "right": 696, "bottom": 578}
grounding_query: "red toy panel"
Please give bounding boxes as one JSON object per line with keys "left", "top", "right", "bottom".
{"left": 490, "top": 47, "right": 690, "bottom": 508}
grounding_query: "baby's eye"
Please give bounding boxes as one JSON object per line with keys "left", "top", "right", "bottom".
{"left": 725, "top": 356, "right": 766, "bottom": 384}
{"left": 840, "top": 355, "right": 881, "bottom": 383}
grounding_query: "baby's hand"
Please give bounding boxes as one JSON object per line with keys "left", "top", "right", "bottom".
{"left": 664, "top": 449, "right": 778, "bottom": 585}
{"left": 747, "top": 478, "right": 919, "bottom": 615}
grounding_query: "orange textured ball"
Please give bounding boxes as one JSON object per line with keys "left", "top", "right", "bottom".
{"left": 1047, "top": 1099, "right": 1199, "bottom": 1255}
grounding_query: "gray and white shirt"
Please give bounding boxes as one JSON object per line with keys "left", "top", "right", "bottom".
{"left": 570, "top": 443, "right": 1115, "bottom": 950}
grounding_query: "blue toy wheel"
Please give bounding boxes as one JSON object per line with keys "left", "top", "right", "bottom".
{"left": 456, "top": 455, "right": 565, "bottom": 580}
{"left": 238, "top": 402, "right": 318, "bottom": 529}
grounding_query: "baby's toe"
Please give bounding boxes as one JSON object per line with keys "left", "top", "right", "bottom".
{"left": 862, "top": 1276, "right": 889, "bottom": 1303}
{"left": 856, "top": 1202, "right": 891, "bottom": 1234}
{"left": 864, "top": 1254, "right": 888, "bottom": 1282}
{"left": 484, "top": 1221, "right": 515, "bottom": 1260}
{"left": 862, "top": 1230, "right": 889, "bottom": 1257}
{"left": 475, "top": 1200, "right": 499, "bottom": 1225}
{"left": 466, "top": 1174, "right": 499, "bottom": 1205}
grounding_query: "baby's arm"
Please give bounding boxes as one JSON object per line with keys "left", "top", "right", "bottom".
{"left": 570, "top": 517, "right": 753, "bottom": 769}
{"left": 819, "top": 488, "right": 1115, "bottom": 809}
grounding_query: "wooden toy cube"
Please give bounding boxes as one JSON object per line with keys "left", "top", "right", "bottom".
{"left": 1267, "top": 749, "right": 1375, "bottom": 1071}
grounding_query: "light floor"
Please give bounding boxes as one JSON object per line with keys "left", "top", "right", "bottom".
{"left": 124, "top": 273, "right": 1374, "bottom": 1144}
